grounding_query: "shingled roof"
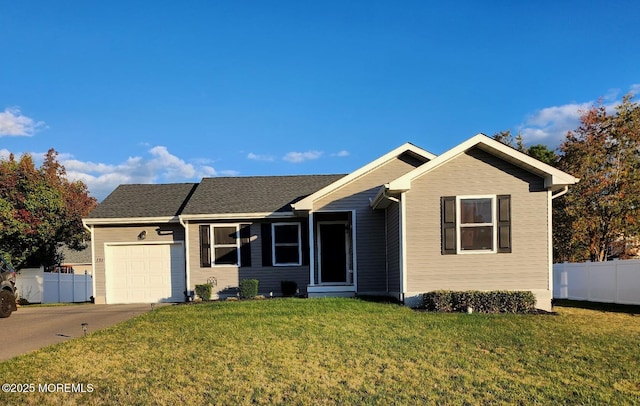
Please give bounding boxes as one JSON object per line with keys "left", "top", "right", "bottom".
{"left": 59, "top": 244, "right": 92, "bottom": 264}
{"left": 86, "top": 183, "right": 198, "bottom": 219}
{"left": 181, "top": 175, "right": 345, "bottom": 215}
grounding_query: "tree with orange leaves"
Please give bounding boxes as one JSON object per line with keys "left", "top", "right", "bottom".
{"left": 554, "top": 94, "right": 640, "bottom": 262}
{"left": 0, "top": 149, "right": 97, "bottom": 268}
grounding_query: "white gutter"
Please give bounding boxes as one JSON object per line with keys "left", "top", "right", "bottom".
{"left": 384, "top": 190, "right": 400, "bottom": 203}
{"left": 83, "top": 216, "right": 180, "bottom": 225}
{"left": 370, "top": 185, "right": 401, "bottom": 209}
{"left": 179, "top": 212, "right": 297, "bottom": 221}
{"left": 551, "top": 185, "right": 569, "bottom": 199}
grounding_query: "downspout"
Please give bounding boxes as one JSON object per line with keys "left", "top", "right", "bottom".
{"left": 308, "top": 212, "right": 315, "bottom": 287}
{"left": 377, "top": 188, "right": 400, "bottom": 297}
{"left": 178, "top": 215, "right": 191, "bottom": 301}
{"left": 400, "top": 192, "right": 407, "bottom": 303}
{"left": 82, "top": 220, "right": 97, "bottom": 304}
{"left": 546, "top": 185, "right": 568, "bottom": 310}
{"left": 383, "top": 191, "right": 398, "bottom": 295}
{"left": 384, "top": 208, "right": 389, "bottom": 294}
{"left": 384, "top": 189, "right": 400, "bottom": 203}
{"left": 551, "top": 186, "right": 569, "bottom": 200}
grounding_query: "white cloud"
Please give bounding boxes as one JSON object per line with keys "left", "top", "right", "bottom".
{"left": 332, "top": 150, "right": 350, "bottom": 157}
{"left": 283, "top": 150, "right": 323, "bottom": 163}
{"left": 1, "top": 146, "right": 237, "bottom": 200}
{"left": 518, "top": 102, "right": 591, "bottom": 146}
{"left": 0, "top": 107, "right": 46, "bottom": 136}
{"left": 61, "top": 146, "right": 236, "bottom": 201}
{"left": 247, "top": 152, "right": 275, "bottom": 162}
{"left": 148, "top": 146, "right": 198, "bottom": 180}
{"left": 518, "top": 84, "right": 640, "bottom": 147}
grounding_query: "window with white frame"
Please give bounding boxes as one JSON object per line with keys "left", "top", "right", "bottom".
{"left": 458, "top": 196, "right": 496, "bottom": 252}
{"left": 272, "top": 223, "right": 302, "bottom": 266}
{"left": 441, "top": 195, "right": 511, "bottom": 255}
{"left": 212, "top": 225, "right": 240, "bottom": 265}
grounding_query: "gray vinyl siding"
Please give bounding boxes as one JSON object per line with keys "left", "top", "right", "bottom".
{"left": 404, "top": 148, "right": 549, "bottom": 292}
{"left": 92, "top": 223, "right": 185, "bottom": 303}
{"left": 386, "top": 201, "right": 401, "bottom": 294}
{"left": 188, "top": 222, "right": 309, "bottom": 297}
{"left": 314, "top": 154, "right": 424, "bottom": 293}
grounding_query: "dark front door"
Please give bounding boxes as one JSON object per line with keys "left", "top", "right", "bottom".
{"left": 319, "top": 223, "right": 347, "bottom": 283}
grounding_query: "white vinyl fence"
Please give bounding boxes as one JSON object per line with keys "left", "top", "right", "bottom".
{"left": 553, "top": 260, "right": 640, "bottom": 305}
{"left": 16, "top": 267, "right": 93, "bottom": 304}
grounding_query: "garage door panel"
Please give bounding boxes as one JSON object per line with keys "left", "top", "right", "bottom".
{"left": 105, "top": 243, "right": 185, "bottom": 304}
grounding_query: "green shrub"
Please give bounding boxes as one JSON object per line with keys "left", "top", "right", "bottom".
{"left": 423, "top": 290, "right": 536, "bottom": 313}
{"left": 280, "top": 280, "right": 298, "bottom": 297}
{"left": 195, "top": 284, "right": 213, "bottom": 301}
{"left": 239, "top": 279, "right": 259, "bottom": 299}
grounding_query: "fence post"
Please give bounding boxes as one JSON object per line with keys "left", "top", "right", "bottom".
{"left": 585, "top": 260, "right": 592, "bottom": 302}
{"left": 613, "top": 258, "right": 620, "bottom": 303}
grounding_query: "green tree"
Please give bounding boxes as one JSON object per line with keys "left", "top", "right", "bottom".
{"left": 527, "top": 144, "right": 557, "bottom": 166}
{"left": 554, "top": 94, "right": 640, "bottom": 262}
{"left": 493, "top": 130, "right": 527, "bottom": 152}
{"left": 0, "top": 149, "right": 97, "bottom": 268}
{"left": 492, "top": 130, "right": 558, "bottom": 166}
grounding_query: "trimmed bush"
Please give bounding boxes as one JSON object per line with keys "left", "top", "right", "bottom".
{"left": 239, "top": 279, "right": 259, "bottom": 299}
{"left": 423, "top": 290, "right": 536, "bottom": 314}
{"left": 195, "top": 283, "right": 213, "bottom": 301}
{"left": 280, "top": 280, "right": 298, "bottom": 297}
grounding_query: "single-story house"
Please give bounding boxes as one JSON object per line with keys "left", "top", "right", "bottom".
{"left": 47, "top": 244, "right": 93, "bottom": 275}
{"left": 83, "top": 134, "right": 578, "bottom": 310}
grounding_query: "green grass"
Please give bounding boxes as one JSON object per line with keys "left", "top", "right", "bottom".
{"left": 1, "top": 298, "right": 639, "bottom": 404}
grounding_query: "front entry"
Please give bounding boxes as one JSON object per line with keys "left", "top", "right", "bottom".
{"left": 318, "top": 222, "right": 349, "bottom": 284}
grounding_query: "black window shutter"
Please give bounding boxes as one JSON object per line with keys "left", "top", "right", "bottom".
{"left": 239, "top": 224, "right": 252, "bottom": 267}
{"left": 441, "top": 196, "right": 457, "bottom": 255}
{"left": 301, "top": 221, "right": 310, "bottom": 266}
{"left": 261, "top": 223, "right": 273, "bottom": 267}
{"left": 497, "top": 195, "right": 512, "bottom": 253}
{"left": 199, "top": 225, "right": 211, "bottom": 267}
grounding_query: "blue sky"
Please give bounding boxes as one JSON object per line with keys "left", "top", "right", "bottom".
{"left": 1, "top": 1, "right": 638, "bottom": 200}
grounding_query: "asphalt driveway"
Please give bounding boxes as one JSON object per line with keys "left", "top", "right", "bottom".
{"left": 0, "top": 303, "right": 157, "bottom": 362}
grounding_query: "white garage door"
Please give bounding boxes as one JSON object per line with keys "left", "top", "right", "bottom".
{"left": 105, "top": 243, "right": 185, "bottom": 304}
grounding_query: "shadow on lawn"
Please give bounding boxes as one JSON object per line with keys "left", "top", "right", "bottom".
{"left": 553, "top": 299, "right": 640, "bottom": 315}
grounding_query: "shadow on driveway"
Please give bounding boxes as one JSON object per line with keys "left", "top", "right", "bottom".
{"left": 0, "top": 303, "right": 161, "bottom": 362}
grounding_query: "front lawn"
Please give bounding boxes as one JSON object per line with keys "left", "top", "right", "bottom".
{"left": 1, "top": 298, "right": 639, "bottom": 404}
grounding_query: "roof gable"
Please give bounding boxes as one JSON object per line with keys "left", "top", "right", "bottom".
{"left": 292, "top": 142, "right": 435, "bottom": 210}
{"left": 387, "top": 134, "right": 579, "bottom": 192}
